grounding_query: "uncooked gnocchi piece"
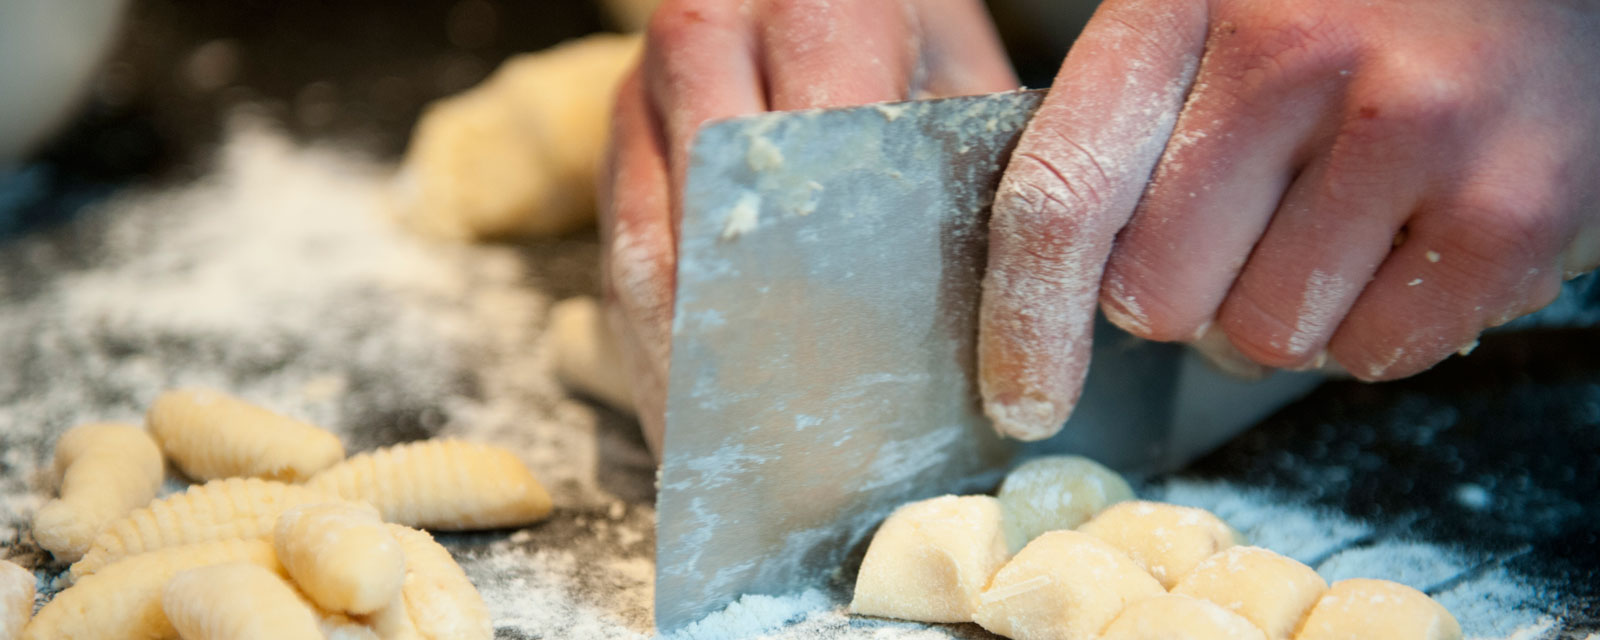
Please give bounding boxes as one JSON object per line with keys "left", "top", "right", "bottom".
{"left": 1099, "top": 594, "right": 1268, "bottom": 640}
{"left": 274, "top": 502, "right": 405, "bottom": 615}
{"left": 33, "top": 422, "right": 164, "bottom": 563}
{"left": 162, "top": 563, "right": 325, "bottom": 640}
{"left": 307, "top": 439, "right": 552, "bottom": 530}
{"left": 1295, "top": 579, "right": 1461, "bottom": 640}
{"left": 386, "top": 524, "right": 493, "bottom": 640}
{"left": 23, "top": 539, "right": 279, "bottom": 640}
{"left": 147, "top": 388, "right": 345, "bottom": 482}
{"left": 1172, "top": 546, "right": 1327, "bottom": 640}
{"left": 849, "top": 495, "right": 1010, "bottom": 623}
{"left": 1078, "top": 500, "right": 1241, "bottom": 588}
{"left": 972, "top": 530, "right": 1164, "bottom": 640}
{"left": 72, "top": 477, "right": 339, "bottom": 579}
{"left": 0, "top": 559, "right": 34, "bottom": 640}
{"left": 550, "top": 296, "right": 635, "bottom": 414}
{"left": 996, "top": 455, "right": 1134, "bottom": 552}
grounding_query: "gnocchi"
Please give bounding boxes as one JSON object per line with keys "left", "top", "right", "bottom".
{"left": 274, "top": 502, "right": 406, "bottom": 615}
{"left": 308, "top": 439, "right": 552, "bottom": 530}
{"left": 0, "top": 559, "right": 34, "bottom": 640}
{"left": 146, "top": 388, "right": 345, "bottom": 482}
{"left": 387, "top": 524, "right": 493, "bottom": 640}
{"left": 1099, "top": 594, "right": 1268, "bottom": 640}
{"left": 1078, "top": 501, "right": 1241, "bottom": 588}
{"left": 849, "top": 495, "right": 1010, "bottom": 622}
{"left": 972, "top": 530, "right": 1164, "bottom": 640}
{"left": 995, "top": 455, "right": 1134, "bottom": 552}
{"left": 162, "top": 563, "right": 326, "bottom": 640}
{"left": 32, "top": 422, "right": 164, "bottom": 563}
{"left": 1172, "top": 546, "right": 1328, "bottom": 640}
{"left": 1295, "top": 579, "right": 1461, "bottom": 640}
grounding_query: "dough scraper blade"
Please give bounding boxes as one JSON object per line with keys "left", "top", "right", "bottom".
{"left": 655, "top": 90, "right": 1323, "bottom": 631}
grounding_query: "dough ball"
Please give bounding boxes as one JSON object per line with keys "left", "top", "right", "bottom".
{"left": 1171, "top": 546, "right": 1327, "bottom": 640}
{"left": 996, "top": 455, "right": 1134, "bottom": 552}
{"left": 1078, "top": 500, "right": 1241, "bottom": 588}
{"left": 393, "top": 33, "right": 641, "bottom": 240}
{"left": 972, "top": 530, "right": 1164, "bottom": 640}
{"left": 1099, "top": 594, "right": 1267, "bottom": 640}
{"left": 849, "top": 495, "right": 1010, "bottom": 623}
{"left": 1296, "top": 579, "right": 1461, "bottom": 640}
{"left": 550, "top": 296, "right": 634, "bottom": 414}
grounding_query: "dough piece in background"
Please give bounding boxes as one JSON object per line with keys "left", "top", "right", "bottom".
{"left": 72, "top": 477, "right": 339, "bottom": 579}
{"left": 849, "top": 495, "right": 1010, "bottom": 623}
{"left": 147, "top": 388, "right": 345, "bottom": 482}
{"left": 599, "top": 0, "right": 661, "bottom": 31}
{"left": 274, "top": 502, "right": 406, "bottom": 616}
{"left": 0, "top": 559, "right": 34, "bottom": 640}
{"left": 385, "top": 524, "right": 493, "bottom": 640}
{"left": 1172, "top": 546, "right": 1327, "bottom": 640}
{"left": 1078, "top": 500, "right": 1241, "bottom": 588}
{"left": 996, "top": 455, "right": 1135, "bottom": 552}
{"left": 550, "top": 296, "right": 635, "bottom": 414}
{"left": 1099, "top": 594, "right": 1267, "bottom": 640}
{"left": 973, "top": 530, "right": 1164, "bottom": 640}
{"left": 162, "top": 563, "right": 326, "bottom": 640}
{"left": 307, "top": 439, "right": 552, "bottom": 530}
{"left": 24, "top": 539, "right": 279, "bottom": 640}
{"left": 391, "top": 33, "right": 641, "bottom": 241}
{"left": 32, "top": 422, "right": 164, "bottom": 563}
{"left": 1295, "top": 578, "right": 1461, "bottom": 640}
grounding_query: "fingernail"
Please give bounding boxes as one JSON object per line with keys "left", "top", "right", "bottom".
{"left": 983, "top": 393, "right": 1066, "bottom": 442}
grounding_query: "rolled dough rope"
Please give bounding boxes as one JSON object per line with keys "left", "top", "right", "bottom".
{"left": 1172, "top": 546, "right": 1328, "bottom": 640}
{"left": 306, "top": 439, "right": 553, "bottom": 530}
{"left": 848, "top": 495, "right": 1010, "bottom": 623}
{"left": 386, "top": 524, "right": 493, "bottom": 640}
{"left": 1294, "top": 578, "right": 1461, "bottom": 640}
{"left": 147, "top": 388, "right": 345, "bottom": 482}
{"left": 162, "top": 563, "right": 326, "bottom": 640}
{"left": 550, "top": 296, "right": 635, "bottom": 414}
{"left": 996, "top": 455, "right": 1135, "bottom": 552}
{"left": 1099, "top": 594, "right": 1268, "bottom": 640}
{"left": 32, "top": 422, "right": 163, "bottom": 563}
{"left": 71, "top": 477, "right": 340, "bottom": 579}
{"left": 391, "top": 33, "right": 641, "bottom": 240}
{"left": 274, "top": 502, "right": 405, "bottom": 615}
{"left": 972, "top": 530, "right": 1165, "bottom": 640}
{"left": 22, "top": 539, "right": 279, "bottom": 640}
{"left": 0, "top": 559, "right": 34, "bottom": 640}
{"left": 1077, "top": 500, "right": 1242, "bottom": 588}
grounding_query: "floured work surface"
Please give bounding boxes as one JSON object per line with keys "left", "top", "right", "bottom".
{"left": 0, "top": 128, "right": 1595, "bottom": 639}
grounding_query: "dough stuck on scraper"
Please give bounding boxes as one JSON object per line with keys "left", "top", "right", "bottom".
{"left": 972, "top": 530, "right": 1164, "bottom": 640}
{"left": 1171, "top": 546, "right": 1327, "bottom": 640}
{"left": 849, "top": 495, "right": 1010, "bottom": 623}
{"left": 1099, "top": 594, "right": 1268, "bottom": 640}
{"left": 996, "top": 455, "right": 1134, "bottom": 552}
{"left": 1295, "top": 578, "right": 1461, "bottom": 640}
{"left": 1078, "top": 500, "right": 1242, "bottom": 588}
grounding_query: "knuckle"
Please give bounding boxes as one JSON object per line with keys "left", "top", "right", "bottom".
{"left": 1346, "top": 65, "right": 1474, "bottom": 136}
{"left": 646, "top": 0, "right": 738, "bottom": 49}
{"left": 1209, "top": 6, "right": 1354, "bottom": 104}
{"left": 1437, "top": 182, "right": 1563, "bottom": 279}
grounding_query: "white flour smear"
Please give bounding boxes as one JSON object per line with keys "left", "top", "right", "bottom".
{"left": 0, "top": 127, "right": 1568, "bottom": 639}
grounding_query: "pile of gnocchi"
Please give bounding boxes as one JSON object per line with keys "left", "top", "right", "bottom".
{"left": 850, "top": 456, "right": 1462, "bottom": 640}
{"left": 3, "top": 388, "right": 554, "bottom": 640}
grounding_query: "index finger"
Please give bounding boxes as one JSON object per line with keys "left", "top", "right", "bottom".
{"left": 977, "top": 0, "right": 1209, "bottom": 439}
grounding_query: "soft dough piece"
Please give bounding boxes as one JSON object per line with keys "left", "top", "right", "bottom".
{"left": 147, "top": 388, "right": 345, "bottom": 482}
{"left": 1078, "top": 500, "right": 1241, "bottom": 588}
{"left": 1295, "top": 579, "right": 1461, "bottom": 640}
{"left": 996, "top": 455, "right": 1135, "bottom": 552}
{"left": 274, "top": 502, "right": 406, "bottom": 615}
{"left": 391, "top": 34, "right": 641, "bottom": 240}
{"left": 550, "top": 296, "right": 635, "bottom": 414}
{"left": 32, "top": 422, "right": 164, "bottom": 563}
{"left": 1100, "top": 594, "right": 1268, "bottom": 640}
{"left": 307, "top": 439, "right": 553, "bottom": 530}
{"left": 849, "top": 495, "right": 1010, "bottom": 623}
{"left": 0, "top": 559, "right": 34, "bottom": 640}
{"left": 1172, "top": 546, "right": 1327, "bottom": 640}
{"left": 385, "top": 525, "right": 493, "bottom": 640}
{"left": 972, "top": 530, "right": 1164, "bottom": 640}
{"left": 162, "top": 563, "right": 325, "bottom": 640}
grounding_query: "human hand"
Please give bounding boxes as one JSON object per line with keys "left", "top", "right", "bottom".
{"left": 979, "top": 0, "right": 1600, "bottom": 439}
{"left": 599, "top": 0, "right": 1019, "bottom": 453}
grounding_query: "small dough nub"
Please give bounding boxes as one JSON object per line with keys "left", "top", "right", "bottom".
{"left": 274, "top": 502, "right": 406, "bottom": 615}
{"left": 996, "top": 455, "right": 1134, "bottom": 552}
{"left": 1078, "top": 500, "right": 1241, "bottom": 588}
{"left": 386, "top": 524, "right": 493, "bottom": 640}
{"left": 1100, "top": 594, "right": 1268, "bottom": 640}
{"left": 1295, "top": 578, "right": 1461, "bottom": 640}
{"left": 550, "top": 296, "right": 635, "bottom": 414}
{"left": 0, "top": 559, "right": 35, "bottom": 640}
{"left": 972, "top": 530, "right": 1164, "bottom": 640}
{"left": 307, "top": 439, "right": 552, "bottom": 530}
{"left": 849, "top": 495, "right": 1010, "bottom": 623}
{"left": 162, "top": 563, "right": 325, "bottom": 640}
{"left": 1172, "top": 546, "right": 1327, "bottom": 640}
{"left": 147, "top": 388, "right": 345, "bottom": 482}
{"left": 33, "top": 422, "right": 163, "bottom": 562}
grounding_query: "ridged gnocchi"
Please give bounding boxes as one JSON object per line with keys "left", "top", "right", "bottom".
{"left": 274, "top": 502, "right": 406, "bottom": 615}
{"left": 162, "top": 563, "right": 325, "bottom": 640}
{"left": 32, "top": 423, "right": 164, "bottom": 563}
{"left": 387, "top": 524, "right": 493, "bottom": 640}
{"left": 146, "top": 388, "right": 345, "bottom": 482}
{"left": 308, "top": 439, "right": 552, "bottom": 530}
{"left": 0, "top": 559, "right": 34, "bottom": 640}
